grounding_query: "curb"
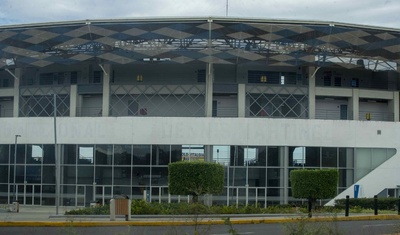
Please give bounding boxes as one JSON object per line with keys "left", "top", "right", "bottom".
{"left": 0, "top": 215, "right": 399, "bottom": 227}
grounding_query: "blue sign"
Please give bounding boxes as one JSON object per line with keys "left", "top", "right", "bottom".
{"left": 354, "top": 185, "right": 360, "bottom": 198}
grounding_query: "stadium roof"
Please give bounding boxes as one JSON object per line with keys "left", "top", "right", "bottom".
{"left": 1, "top": 17, "right": 399, "bottom": 71}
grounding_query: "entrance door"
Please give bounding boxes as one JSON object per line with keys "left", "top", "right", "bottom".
{"left": 76, "top": 185, "right": 86, "bottom": 206}
{"left": 25, "top": 184, "right": 41, "bottom": 205}
{"left": 96, "top": 186, "right": 113, "bottom": 205}
{"left": 11, "top": 184, "right": 41, "bottom": 205}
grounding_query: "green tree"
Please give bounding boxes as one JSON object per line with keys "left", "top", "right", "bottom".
{"left": 168, "top": 161, "right": 224, "bottom": 203}
{"left": 290, "top": 169, "right": 338, "bottom": 203}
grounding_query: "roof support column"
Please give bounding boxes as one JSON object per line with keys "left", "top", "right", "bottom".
{"left": 205, "top": 63, "right": 214, "bottom": 117}
{"left": 101, "top": 64, "right": 111, "bottom": 117}
{"left": 13, "top": 68, "right": 21, "bottom": 117}
{"left": 69, "top": 85, "right": 77, "bottom": 117}
{"left": 389, "top": 92, "right": 399, "bottom": 122}
{"left": 308, "top": 67, "right": 318, "bottom": 119}
{"left": 349, "top": 89, "right": 359, "bottom": 120}
{"left": 238, "top": 84, "right": 246, "bottom": 118}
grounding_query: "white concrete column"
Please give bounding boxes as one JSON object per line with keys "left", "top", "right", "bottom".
{"left": 69, "top": 85, "right": 77, "bottom": 117}
{"left": 308, "top": 67, "right": 316, "bottom": 119}
{"left": 280, "top": 146, "right": 289, "bottom": 204}
{"left": 389, "top": 92, "right": 399, "bottom": 122}
{"left": 351, "top": 89, "right": 359, "bottom": 120}
{"left": 13, "top": 68, "right": 21, "bottom": 117}
{"left": 102, "top": 64, "right": 111, "bottom": 117}
{"left": 205, "top": 63, "right": 214, "bottom": 117}
{"left": 238, "top": 84, "right": 246, "bottom": 117}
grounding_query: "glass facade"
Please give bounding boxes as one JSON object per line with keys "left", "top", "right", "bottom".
{"left": 0, "top": 143, "right": 395, "bottom": 206}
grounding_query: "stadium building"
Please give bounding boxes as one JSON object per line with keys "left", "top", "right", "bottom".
{"left": 0, "top": 17, "right": 400, "bottom": 207}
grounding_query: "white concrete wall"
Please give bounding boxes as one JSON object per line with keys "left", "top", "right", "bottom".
{"left": 1, "top": 117, "right": 399, "bottom": 148}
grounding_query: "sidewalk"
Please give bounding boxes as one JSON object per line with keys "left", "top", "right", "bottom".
{"left": 0, "top": 205, "right": 400, "bottom": 227}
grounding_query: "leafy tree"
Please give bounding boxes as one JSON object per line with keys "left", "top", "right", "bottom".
{"left": 290, "top": 169, "right": 338, "bottom": 203}
{"left": 168, "top": 161, "right": 224, "bottom": 203}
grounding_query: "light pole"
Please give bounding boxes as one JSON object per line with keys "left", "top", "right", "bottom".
{"left": 52, "top": 93, "right": 60, "bottom": 215}
{"left": 13, "top": 134, "right": 21, "bottom": 202}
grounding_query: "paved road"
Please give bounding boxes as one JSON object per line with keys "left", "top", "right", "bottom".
{"left": 1, "top": 206, "right": 400, "bottom": 234}
{"left": 0, "top": 220, "right": 398, "bottom": 235}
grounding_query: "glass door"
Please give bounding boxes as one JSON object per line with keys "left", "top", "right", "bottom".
{"left": 25, "top": 184, "right": 41, "bottom": 205}
{"left": 96, "top": 185, "right": 113, "bottom": 205}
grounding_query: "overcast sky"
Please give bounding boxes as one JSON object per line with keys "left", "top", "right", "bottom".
{"left": 0, "top": 0, "right": 399, "bottom": 29}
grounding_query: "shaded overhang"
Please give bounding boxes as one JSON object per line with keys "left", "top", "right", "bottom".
{"left": 0, "top": 17, "right": 399, "bottom": 71}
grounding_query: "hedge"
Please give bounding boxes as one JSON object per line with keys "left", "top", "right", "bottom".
{"left": 290, "top": 169, "right": 338, "bottom": 200}
{"left": 335, "top": 197, "right": 398, "bottom": 210}
{"left": 168, "top": 161, "right": 224, "bottom": 202}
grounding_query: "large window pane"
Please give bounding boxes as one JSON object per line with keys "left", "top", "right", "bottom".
{"left": 26, "top": 165, "right": 41, "bottom": 183}
{"left": 213, "top": 146, "right": 230, "bottom": 166}
{"left": 77, "top": 165, "right": 93, "bottom": 184}
{"left": 43, "top": 145, "right": 55, "bottom": 164}
{"left": 11, "top": 144, "right": 25, "bottom": 164}
{"left": 133, "top": 145, "right": 150, "bottom": 165}
{"left": 229, "top": 167, "right": 246, "bottom": 186}
{"left": 322, "top": 147, "right": 337, "bottom": 167}
{"left": 95, "top": 167, "right": 112, "bottom": 185}
{"left": 26, "top": 144, "right": 43, "bottom": 164}
{"left": 248, "top": 168, "right": 266, "bottom": 187}
{"left": 0, "top": 166, "right": 8, "bottom": 183}
{"left": 183, "top": 145, "right": 204, "bottom": 162}
{"left": 43, "top": 166, "right": 55, "bottom": 183}
{"left": 95, "top": 145, "right": 112, "bottom": 165}
{"left": 78, "top": 145, "right": 94, "bottom": 164}
{"left": 114, "top": 166, "right": 131, "bottom": 185}
{"left": 267, "top": 147, "right": 280, "bottom": 166}
{"left": 171, "top": 145, "right": 183, "bottom": 163}
{"left": 63, "top": 144, "right": 76, "bottom": 164}
{"left": 0, "top": 145, "right": 9, "bottom": 164}
{"left": 245, "top": 146, "right": 266, "bottom": 167}
{"left": 152, "top": 145, "right": 170, "bottom": 165}
{"left": 230, "top": 146, "right": 245, "bottom": 166}
{"left": 254, "top": 146, "right": 267, "bottom": 166}
{"left": 305, "top": 147, "right": 320, "bottom": 167}
{"left": 267, "top": 168, "right": 281, "bottom": 187}
{"left": 339, "top": 148, "right": 353, "bottom": 168}
{"left": 16, "top": 165, "right": 24, "bottom": 183}
{"left": 132, "top": 167, "right": 150, "bottom": 186}
{"left": 63, "top": 166, "right": 76, "bottom": 184}
{"left": 114, "top": 145, "right": 132, "bottom": 165}
{"left": 151, "top": 167, "right": 168, "bottom": 186}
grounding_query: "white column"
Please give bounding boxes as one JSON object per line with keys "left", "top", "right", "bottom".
{"left": 351, "top": 89, "right": 359, "bottom": 120}
{"left": 280, "top": 146, "right": 289, "bottom": 204}
{"left": 69, "top": 85, "right": 77, "bottom": 117}
{"left": 238, "top": 84, "right": 246, "bottom": 117}
{"left": 308, "top": 67, "right": 316, "bottom": 119}
{"left": 205, "top": 63, "right": 214, "bottom": 117}
{"left": 13, "top": 68, "right": 21, "bottom": 117}
{"left": 102, "top": 64, "right": 111, "bottom": 117}
{"left": 389, "top": 92, "right": 399, "bottom": 122}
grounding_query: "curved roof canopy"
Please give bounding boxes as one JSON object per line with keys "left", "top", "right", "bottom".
{"left": 0, "top": 17, "right": 399, "bottom": 71}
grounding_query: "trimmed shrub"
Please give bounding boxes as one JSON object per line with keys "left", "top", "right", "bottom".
{"left": 168, "top": 161, "right": 224, "bottom": 202}
{"left": 290, "top": 169, "right": 338, "bottom": 202}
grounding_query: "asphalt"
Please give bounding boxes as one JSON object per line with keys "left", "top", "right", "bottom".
{"left": 0, "top": 205, "right": 400, "bottom": 227}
